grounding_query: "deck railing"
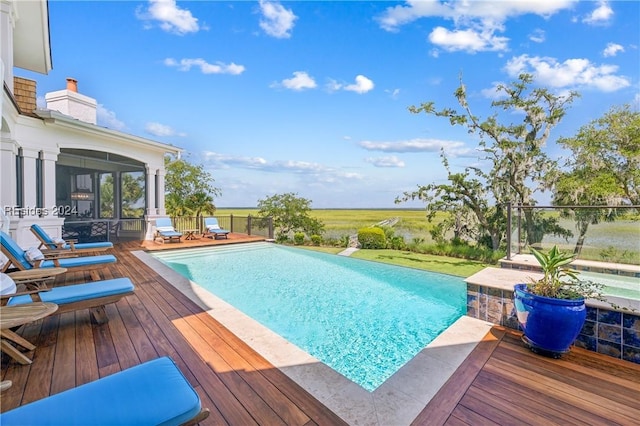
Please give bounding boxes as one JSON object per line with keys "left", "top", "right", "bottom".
{"left": 171, "top": 215, "right": 274, "bottom": 239}
{"left": 506, "top": 203, "right": 640, "bottom": 265}
{"left": 62, "top": 215, "right": 274, "bottom": 242}
{"left": 62, "top": 218, "right": 145, "bottom": 243}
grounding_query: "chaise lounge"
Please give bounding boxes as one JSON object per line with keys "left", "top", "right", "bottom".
{"left": 30, "top": 224, "right": 113, "bottom": 253}
{"left": 1, "top": 271, "right": 134, "bottom": 364}
{"left": 155, "top": 218, "right": 183, "bottom": 243}
{"left": 1, "top": 272, "right": 134, "bottom": 324}
{"left": 0, "top": 356, "right": 210, "bottom": 425}
{"left": 1, "top": 231, "right": 116, "bottom": 281}
{"left": 202, "top": 217, "right": 230, "bottom": 239}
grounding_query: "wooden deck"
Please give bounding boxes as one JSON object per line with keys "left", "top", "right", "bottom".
{"left": 413, "top": 327, "right": 640, "bottom": 425}
{"left": 2, "top": 239, "right": 640, "bottom": 425}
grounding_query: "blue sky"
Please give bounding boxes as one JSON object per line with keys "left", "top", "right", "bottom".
{"left": 23, "top": 1, "right": 640, "bottom": 208}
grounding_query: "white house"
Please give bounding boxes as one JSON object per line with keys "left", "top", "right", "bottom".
{"left": 1, "top": 0, "right": 181, "bottom": 249}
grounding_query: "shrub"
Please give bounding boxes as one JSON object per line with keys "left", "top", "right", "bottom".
{"left": 310, "top": 234, "right": 322, "bottom": 246}
{"left": 293, "top": 232, "right": 305, "bottom": 245}
{"left": 276, "top": 233, "right": 289, "bottom": 244}
{"left": 357, "top": 227, "right": 386, "bottom": 249}
{"left": 389, "top": 235, "right": 406, "bottom": 250}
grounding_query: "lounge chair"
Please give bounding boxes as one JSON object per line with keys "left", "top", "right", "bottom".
{"left": 0, "top": 356, "right": 210, "bottom": 425}
{"left": 1, "top": 230, "right": 116, "bottom": 281}
{"left": 1, "top": 272, "right": 134, "bottom": 325}
{"left": 155, "top": 218, "right": 182, "bottom": 243}
{"left": 30, "top": 224, "right": 113, "bottom": 253}
{"left": 202, "top": 217, "right": 230, "bottom": 239}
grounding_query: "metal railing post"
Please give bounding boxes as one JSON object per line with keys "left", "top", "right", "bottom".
{"left": 506, "top": 202, "right": 512, "bottom": 260}
{"left": 517, "top": 206, "right": 522, "bottom": 254}
{"left": 269, "top": 217, "right": 274, "bottom": 239}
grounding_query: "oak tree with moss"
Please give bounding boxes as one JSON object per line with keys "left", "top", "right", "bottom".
{"left": 398, "top": 73, "right": 577, "bottom": 250}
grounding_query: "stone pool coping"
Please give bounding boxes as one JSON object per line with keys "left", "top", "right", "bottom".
{"left": 134, "top": 250, "right": 494, "bottom": 425}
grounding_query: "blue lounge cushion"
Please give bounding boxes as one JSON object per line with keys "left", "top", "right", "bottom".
{"left": 31, "top": 224, "right": 114, "bottom": 250}
{"left": 158, "top": 230, "right": 182, "bottom": 237}
{"left": 1, "top": 231, "right": 115, "bottom": 270}
{"left": 0, "top": 357, "right": 203, "bottom": 426}
{"left": 62, "top": 241, "right": 113, "bottom": 250}
{"left": 7, "top": 278, "right": 134, "bottom": 306}
{"left": 40, "top": 254, "right": 117, "bottom": 269}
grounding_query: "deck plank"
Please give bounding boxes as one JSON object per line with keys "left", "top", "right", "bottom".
{"left": 2, "top": 239, "right": 639, "bottom": 426}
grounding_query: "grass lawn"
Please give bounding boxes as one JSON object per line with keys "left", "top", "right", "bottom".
{"left": 350, "top": 249, "right": 489, "bottom": 277}
{"left": 297, "top": 246, "right": 488, "bottom": 277}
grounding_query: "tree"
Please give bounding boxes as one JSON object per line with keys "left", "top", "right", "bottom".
{"left": 256, "top": 192, "right": 324, "bottom": 241}
{"left": 556, "top": 104, "right": 640, "bottom": 205}
{"left": 121, "top": 172, "right": 145, "bottom": 218}
{"left": 164, "top": 156, "right": 220, "bottom": 218}
{"left": 398, "top": 73, "right": 577, "bottom": 250}
{"left": 553, "top": 104, "right": 639, "bottom": 254}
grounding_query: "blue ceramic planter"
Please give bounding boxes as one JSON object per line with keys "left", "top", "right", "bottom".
{"left": 513, "top": 283, "right": 586, "bottom": 357}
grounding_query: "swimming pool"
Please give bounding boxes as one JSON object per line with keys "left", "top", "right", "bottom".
{"left": 580, "top": 271, "right": 640, "bottom": 300}
{"left": 151, "top": 242, "right": 466, "bottom": 391}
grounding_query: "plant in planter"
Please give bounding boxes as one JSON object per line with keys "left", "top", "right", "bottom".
{"left": 513, "top": 245, "right": 604, "bottom": 358}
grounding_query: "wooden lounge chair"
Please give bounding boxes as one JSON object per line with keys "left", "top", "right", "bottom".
{"left": 1, "top": 301, "right": 59, "bottom": 365}
{"left": 1, "top": 230, "right": 116, "bottom": 281}
{"left": 1, "top": 271, "right": 135, "bottom": 326}
{"left": 0, "top": 356, "right": 210, "bottom": 425}
{"left": 202, "top": 217, "right": 230, "bottom": 239}
{"left": 30, "top": 224, "right": 113, "bottom": 253}
{"left": 155, "top": 218, "right": 182, "bottom": 243}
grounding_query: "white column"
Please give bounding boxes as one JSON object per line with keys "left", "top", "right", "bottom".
{"left": 145, "top": 165, "right": 156, "bottom": 216}
{"left": 41, "top": 149, "right": 59, "bottom": 209}
{"left": 0, "top": 0, "right": 15, "bottom": 91}
{"left": 0, "top": 138, "right": 17, "bottom": 213}
{"left": 156, "top": 169, "right": 166, "bottom": 216}
{"left": 21, "top": 147, "right": 39, "bottom": 215}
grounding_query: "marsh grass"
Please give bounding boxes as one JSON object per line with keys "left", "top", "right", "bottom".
{"left": 216, "top": 208, "right": 640, "bottom": 265}
{"left": 217, "top": 208, "right": 442, "bottom": 243}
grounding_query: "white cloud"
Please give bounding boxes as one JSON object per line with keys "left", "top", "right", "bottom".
{"left": 164, "top": 58, "right": 245, "bottom": 75}
{"left": 377, "top": 0, "right": 575, "bottom": 31}
{"left": 203, "top": 151, "right": 363, "bottom": 181}
{"left": 583, "top": 1, "right": 613, "bottom": 25}
{"left": 385, "top": 88, "right": 401, "bottom": 99}
{"left": 377, "top": 0, "right": 574, "bottom": 53}
{"left": 365, "top": 156, "right": 405, "bottom": 168}
{"left": 136, "top": 0, "right": 202, "bottom": 35}
{"left": 359, "top": 138, "right": 474, "bottom": 157}
{"left": 529, "top": 29, "right": 545, "bottom": 43}
{"left": 272, "top": 71, "right": 317, "bottom": 91}
{"left": 259, "top": 0, "right": 297, "bottom": 38}
{"left": 603, "top": 43, "right": 624, "bottom": 57}
{"left": 97, "top": 104, "right": 126, "bottom": 131}
{"left": 504, "top": 54, "right": 631, "bottom": 92}
{"left": 325, "top": 79, "right": 343, "bottom": 93}
{"left": 344, "top": 75, "right": 375, "bottom": 94}
{"left": 145, "top": 122, "right": 186, "bottom": 137}
{"left": 428, "top": 26, "right": 508, "bottom": 52}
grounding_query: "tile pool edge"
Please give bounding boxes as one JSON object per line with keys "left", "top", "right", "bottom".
{"left": 134, "top": 250, "right": 494, "bottom": 425}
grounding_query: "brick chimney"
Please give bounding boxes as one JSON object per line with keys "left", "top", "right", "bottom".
{"left": 13, "top": 77, "right": 38, "bottom": 116}
{"left": 45, "top": 78, "right": 97, "bottom": 125}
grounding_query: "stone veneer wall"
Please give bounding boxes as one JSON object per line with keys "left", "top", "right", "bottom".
{"left": 466, "top": 262, "right": 640, "bottom": 365}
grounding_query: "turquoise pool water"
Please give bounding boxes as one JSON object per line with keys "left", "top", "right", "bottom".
{"left": 580, "top": 271, "right": 640, "bottom": 300}
{"left": 151, "top": 243, "right": 465, "bottom": 391}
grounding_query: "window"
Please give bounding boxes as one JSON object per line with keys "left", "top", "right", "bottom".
{"left": 121, "top": 171, "right": 145, "bottom": 218}
{"left": 99, "top": 173, "right": 115, "bottom": 218}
